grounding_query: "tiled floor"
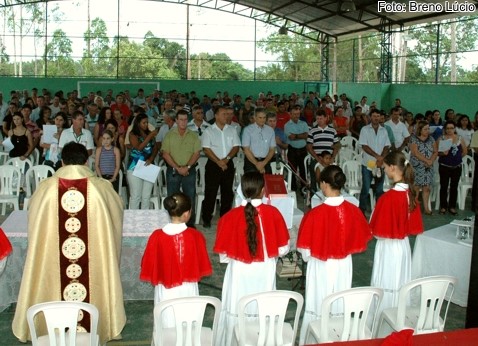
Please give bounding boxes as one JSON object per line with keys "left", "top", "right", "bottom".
{"left": 0, "top": 197, "right": 472, "bottom": 345}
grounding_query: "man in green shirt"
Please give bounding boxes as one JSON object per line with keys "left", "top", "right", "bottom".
{"left": 161, "top": 109, "right": 201, "bottom": 226}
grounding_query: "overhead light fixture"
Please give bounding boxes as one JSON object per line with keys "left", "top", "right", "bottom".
{"left": 278, "top": 26, "right": 288, "bottom": 35}
{"left": 341, "top": 0, "right": 356, "bottom": 12}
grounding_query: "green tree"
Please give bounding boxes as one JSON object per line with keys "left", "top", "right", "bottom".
{"left": 143, "top": 31, "right": 187, "bottom": 78}
{"left": 45, "top": 29, "right": 75, "bottom": 76}
{"left": 190, "top": 52, "right": 253, "bottom": 80}
{"left": 406, "top": 19, "right": 478, "bottom": 82}
{"left": 257, "top": 32, "right": 322, "bottom": 81}
{"left": 115, "top": 38, "right": 178, "bottom": 79}
{"left": 82, "top": 17, "right": 111, "bottom": 76}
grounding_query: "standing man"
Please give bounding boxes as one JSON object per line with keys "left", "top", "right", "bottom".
{"left": 242, "top": 108, "right": 276, "bottom": 174}
{"left": 12, "top": 142, "right": 126, "bottom": 344}
{"left": 155, "top": 109, "right": 177, "bottom": 152}
{"left": 85, "top": 103, "right": 100, "bottom": 131}
{"left": 187, "top": 105, "right": 210, "bottom": 137}
{"left": 201, "top": 106, "right": 241, "bottom": 228}
{"left": 307, "top": 109, "right": 340, "bottom": 191}
{"left": 162, "top": 109, "right": 201, "bottom": 226}
{"left": 385, "top": 106, "right": 410, "bottom": 152}
{"left": 59, "top": 110, "right": 95, "bottom": 156}
{"left": 358, "top": 108, "right": 391, "bottom": 213}
{"left": 276, "top": 101, "right": 291, "bottom": 130}
{"left": 284, "top": 105, "right": 309, "bottom": 191}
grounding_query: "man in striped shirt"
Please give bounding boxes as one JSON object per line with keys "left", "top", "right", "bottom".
{"left": 307, "top": 109, "right": 340, "bottom": 191}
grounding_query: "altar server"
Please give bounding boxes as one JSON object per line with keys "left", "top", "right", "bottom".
{"left": 297, "top": 165, "right": 372, "bottom": 345}
{"left": 370, "top": 151, "right": 423, "bottom": 317}
{"left": 213, "top": 171, "right": 290, "bottom": 346}
{"left": 140, "top": 192, "right": 212, "bottom": 327}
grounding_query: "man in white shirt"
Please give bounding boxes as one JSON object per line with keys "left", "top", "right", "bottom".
{"left": 242, "top": 107, "right": 276, "bottom": 174}
{"left": 201, "top": 106, "right": 241, "bottom": 228}
{"left": 59, "top": 111, "right": 95, "bottom": 156}
{"left": 358, "top": 108, "right": 391, "bottom": 213}
{"left": 187, "top": 105, "right": 210, "bottom": 137}
{"left": 385, "top": 106, "right": 410, "bottom": 152}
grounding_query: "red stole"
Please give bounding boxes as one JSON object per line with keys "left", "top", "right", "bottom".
{"left": 214, "top": 204, "right": 290, "bottom": 263}
{"left": 297, "top": 201, "right": 372, "bottom": 260}
{"left": 140, "top": 227, "right": 212, "bottom": 288}
{"left": 370, "top": 189, "right": 424, "bottom": 239}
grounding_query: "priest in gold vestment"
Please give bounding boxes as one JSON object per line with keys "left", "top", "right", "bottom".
{"left": 12, "top": 142, "right": 126, "bottom": 344}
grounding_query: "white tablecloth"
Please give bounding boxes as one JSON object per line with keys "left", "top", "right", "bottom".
{"left": 0, "top": 210, "right": 169, "bottom": 312}
{"left": 411, "top": 224, "right": 472, "bottom": 307}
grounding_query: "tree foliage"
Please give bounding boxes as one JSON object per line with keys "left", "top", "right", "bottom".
{"left": 257, "top": 33, "right": 322, "bottom": 81}
{"left": 406, "top": 19, "right": 478, "bottom": 82}
{"left": 2, "top": 4, "right": 478, "bottom": 83}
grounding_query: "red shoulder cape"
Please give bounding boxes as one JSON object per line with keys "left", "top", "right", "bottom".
{"left": 213, "top": 204, "right": 290, "bottom": 263}
{"left": 370, "top": 189, "right": 424, "bottom": 239}
{"left": 297, "top": 201, "right": 372, "bottom": 260}
{"left": 0, "top": 228, "right": 12, "bottom": 260}
{"left": 140, "top": 227, "right": 212, "bottom": 288}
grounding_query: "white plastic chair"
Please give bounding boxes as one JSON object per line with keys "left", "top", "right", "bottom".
{"left": 6, "top": 156, "right": 33, "bottom": 189}
{"left": 340, "top": 135, "right": 361, "bottom": 155}
{"left": 337, "top": 148, "right": 356, "bottom": 167}
{"left": 23, "top": 165, "right": 55, "bottom": 210}
{"left": 305, "top": 287, "right": 384, "bottom": 344}
{"left": 0, "top": 165, "right": 21, "bottom": 215}
{"left": 152, "top": 296, "right": 221, "bottom": 346}
{"left": 0, "top": 152, "right": 10, "bottom": 165}
{"left": 29, "top": 147, "right": 41, "bottom": 166}
{"left": 233, "top": 155, "right": 245, "bottom": 191}
{"left": 376, "top": 275, "right": 457, "bottom": 336}
{"left": 234, "top": 290, "right": 304, "bottom": 346}
{"left": 458, "top": 155, "right": 474, "bottom": 210}
{"left": 342, "top": 160, "right": 362, "bottom": 199}
{"left": 149, "top": 165, "right": 167, "bottom": 210}
{"left": 303, "top": 154, "right": 313, "bottom": 190}
{"left": 27, "top": 301, "right": 99, "bottom": 346}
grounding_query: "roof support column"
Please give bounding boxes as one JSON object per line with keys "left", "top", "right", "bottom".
{"left": 379, "top": 19, "right": 392, "bottom": 83}
{"left": 320, "top": 34, "right": 330, "bottom": 82}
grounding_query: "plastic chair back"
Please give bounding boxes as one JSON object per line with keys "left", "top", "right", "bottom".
{"left": 319, "top": 287, "right": 383, "bottom": 342}
{"left": 153, "top": 295, "right": 221, "bottom": 346}
{"left": 342, "top": 160, "right": 362, "bottom": 195}
{"left": 236, "top": 290, "right": 303, "bottom": 346}
{"left": 340, "top": 136, "right": 360, "bottom": 154}
{"left": 6, "top": 157, "right": 33, "bottom": 174}
{"left": 396, "top": 275, "right": 457, "bottom": 334}
{"left": 27, "top": 301, "right": 99, "bottom": 346}
{"left": 25, "top": 165, "right": 55, "bottom": 197}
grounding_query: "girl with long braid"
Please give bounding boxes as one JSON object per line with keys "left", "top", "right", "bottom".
{"left": 370, "top": 151, "right": 423, "bottom": 320}
{"left": 214, "top": 172, "right": 290, "bottom": 346}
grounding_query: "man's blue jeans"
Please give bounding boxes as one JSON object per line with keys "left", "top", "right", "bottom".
{"left": 166, "top": 166, "right": 197, "bottom": 223}
{"left": 359, "top": 165, "right": 384, "bottom": 212}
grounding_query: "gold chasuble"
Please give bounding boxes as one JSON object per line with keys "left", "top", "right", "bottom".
{"left": 12, "top": 165, "right": 126, "bottom": 344}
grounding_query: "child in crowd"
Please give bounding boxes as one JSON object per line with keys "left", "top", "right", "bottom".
{"left": 140, "top": 193, "right": 212, "bottom": 327}
{"left": 297, "top": 165, "right": 372, "bottom": 345}
{"left": 95, "top": 129, "right": 121, "bottom": 192}
{"left": 214, "top": 172, "right": 290, "bottom": 346}
{"left": 370, "top": 151, "right": 423, "bottom": 321}
{"left": 314, "top": 151, "right": 333, "bottom": 188}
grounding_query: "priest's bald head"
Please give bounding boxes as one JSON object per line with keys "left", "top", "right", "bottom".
{"left": 61, "top": 142, "right": 89, "bottom": 166}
